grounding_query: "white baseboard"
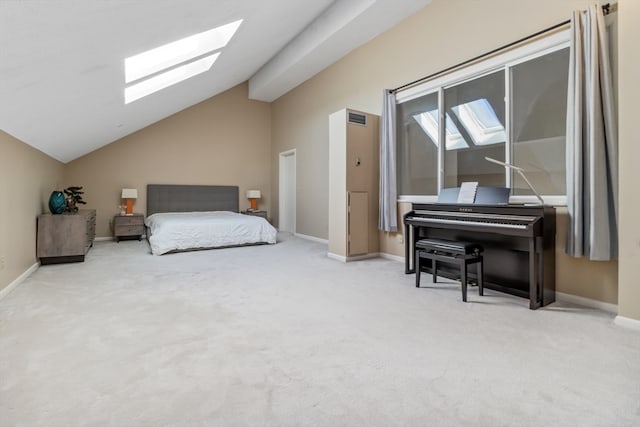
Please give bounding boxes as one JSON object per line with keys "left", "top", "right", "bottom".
{"left": 346, "top": 253, "right": 379, "bottom": 262}
{"left": 555, "top": 291, "right": 618, "bottom": 314}
{"left": 378, "top": 252, "right": 405, "bottom": 263}
{"left": 327, "top": 252, "right": 347, "bottom": 262}
{"left": 614, "top": 315, "right": 640, "bottom": 331}
{"left": 294, "top": 233, "right": 328, "bottom": 245}
{"left": 328, "top": 251, "right": 404, "bottom": 263}
{"left": 327, "top": 252, "right": 381, "bottom": 262}
{"left": 0, "top": 262, "right": 39, "bottom": 301}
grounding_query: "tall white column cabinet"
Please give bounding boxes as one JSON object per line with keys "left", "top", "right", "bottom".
{"left": 328, "top": 108, "right": 380, "bottom": 261}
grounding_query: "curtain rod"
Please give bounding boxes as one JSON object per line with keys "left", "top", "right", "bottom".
{"left": 391, "top": 3, "right": 615, "bottom": 94}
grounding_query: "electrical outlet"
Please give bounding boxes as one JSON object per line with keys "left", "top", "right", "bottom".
{"left": 0, "top": 256, "right": 5, "bottom": 271}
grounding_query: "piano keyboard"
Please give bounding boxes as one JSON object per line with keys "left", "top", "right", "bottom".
{"left": 408, "top": 216, "right": 528, "bottom": 230}
{"left": 413, "top": 209, "right": 538, "bottom": 223}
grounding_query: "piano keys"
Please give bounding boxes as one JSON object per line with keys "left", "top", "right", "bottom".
{"left": 404, "top": 203, "right": 556, "bottom": 309}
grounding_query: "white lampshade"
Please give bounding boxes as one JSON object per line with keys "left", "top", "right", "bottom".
{"left": 121, "top": 188, "right": 138, "bottom": 199}
{"left": 246, "top": 190, "right": 261, "bottom": 199}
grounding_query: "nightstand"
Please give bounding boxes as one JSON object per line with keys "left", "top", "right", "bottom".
{"left": 113, "top": 213, "right": 145, "bottom": 242}
{"left": 241, "top": 210, "right": 268, "bottom": 221}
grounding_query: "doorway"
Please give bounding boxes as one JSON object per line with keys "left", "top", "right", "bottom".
{"left": 279, "top": 149, "right": 296, "bottom": 233}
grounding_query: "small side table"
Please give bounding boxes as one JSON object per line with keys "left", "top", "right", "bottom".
{"left": 241, "top": 210, "right": 268, "bottom": 221}
{"left": 113, "top": 213, "right": 145, "bottom": 242}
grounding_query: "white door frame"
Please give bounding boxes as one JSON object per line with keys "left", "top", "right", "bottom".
{"left": 278, "top": 149, "right": 296, "bottom": 233}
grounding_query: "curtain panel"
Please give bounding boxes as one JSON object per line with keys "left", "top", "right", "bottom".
{"left": 566, "top": 4, "right": 618, "bottom": 261}
{"left": 379, "top": 89, "right": 398, "bottom": 232}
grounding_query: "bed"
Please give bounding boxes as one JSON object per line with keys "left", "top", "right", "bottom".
{"left": 145, "top": 184, "right": 277, "bottom": 255}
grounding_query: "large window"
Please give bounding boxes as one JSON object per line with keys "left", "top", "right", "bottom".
{"left": 443, "top": 70, "right": 506, "bottom": 188}
{"left": 396, "top": 33, "right": 570, "bottom": 202}
{"left": 511, "top": 48, "right": 569, "bottom": 196}
{"left": 397, "top": 92, "right": 438, "bottom": 195}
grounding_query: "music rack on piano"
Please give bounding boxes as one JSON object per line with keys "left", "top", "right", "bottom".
{"left": 404, "top": 202, "right": 556, "bottom": 309}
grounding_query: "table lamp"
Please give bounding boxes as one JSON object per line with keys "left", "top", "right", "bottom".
{"left": 121, "top": 188, "right": 138, "bottom": 215}
{"left": 246, "top": 190, "right": 261, "bottom": 210}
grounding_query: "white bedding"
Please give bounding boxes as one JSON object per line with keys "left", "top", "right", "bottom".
{"left": 145, "top": 211, "right": 277, "bottom": 255}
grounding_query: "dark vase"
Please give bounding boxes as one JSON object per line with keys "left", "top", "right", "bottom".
{"left": 48, "top": 191, "right": 66, "bottom": 214}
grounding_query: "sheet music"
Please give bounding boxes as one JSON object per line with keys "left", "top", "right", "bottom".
{"left": 457, "top": 181, "right": 478, "bottom": 204}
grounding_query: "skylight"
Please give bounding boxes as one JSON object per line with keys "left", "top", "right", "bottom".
{"left": 124, "top": 19, "right": 242, "bottom": 104}
{"left": 125, "top": 53, "right": 220, "bottom": 104}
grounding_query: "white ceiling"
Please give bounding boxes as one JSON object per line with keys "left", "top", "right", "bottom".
{"left": 0, "top": 0, "right": 431, "bottom": 163}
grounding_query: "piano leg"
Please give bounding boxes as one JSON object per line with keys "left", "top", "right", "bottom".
{"left": 537, "top": 236, "right": 545, "bottom": 306}
{"left": 528, "top": 238, "right": 540, "bottom": 309}
{"left": 405, "top": 222, "right": 415, "bottom": 274}
{"left": 478, "top": 256, "right": 484, "bottom": 296}
{"left": 461, "top": 261, "right": 467, "bottom": 303}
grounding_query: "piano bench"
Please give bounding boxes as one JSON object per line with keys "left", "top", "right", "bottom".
{"left": 415, "top": 239, "right": 484, "bottom": 303}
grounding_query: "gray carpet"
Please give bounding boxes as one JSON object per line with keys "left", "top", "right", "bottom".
{"left": 1, "top": 234, "right": 639, "bottom": 426}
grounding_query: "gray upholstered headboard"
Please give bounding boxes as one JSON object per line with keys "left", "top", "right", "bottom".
{"left": 147, "top": 185, "right": 239, "bottom": 216}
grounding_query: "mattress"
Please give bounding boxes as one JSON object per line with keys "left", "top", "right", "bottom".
{"left": 145, "top": 211, "right": 277, "bottom": 255}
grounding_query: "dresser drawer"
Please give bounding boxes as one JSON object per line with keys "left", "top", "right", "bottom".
{"left": 115, "top": 215, "right": 144, "bottom": 226}
{"left": 114, "top": 224, "right": 144, "bottom": 236}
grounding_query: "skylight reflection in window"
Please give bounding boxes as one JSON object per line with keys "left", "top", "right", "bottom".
{"left": 413, "top": 111, "right": 468, "bottom": 150}
{"left": 451, "top": 98, "right": 505, "bottom": 145}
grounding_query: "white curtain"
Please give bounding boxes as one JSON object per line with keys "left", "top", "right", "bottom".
{"left": 379, "top": 89, "right": 398, "bottom": 232}
{"left": 566, "top": 4, "right": 618, "bottom": 260}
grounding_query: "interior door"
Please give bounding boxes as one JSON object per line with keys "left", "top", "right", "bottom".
{"left": 279, "top": 150, "right": 296, "bottom": 233}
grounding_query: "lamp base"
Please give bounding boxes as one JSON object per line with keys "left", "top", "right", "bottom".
{"left": 250, "top": 198, "right": 258, "bottom": 210}
{"left": 126, "top": 199, "right": 134, "bottom": 215}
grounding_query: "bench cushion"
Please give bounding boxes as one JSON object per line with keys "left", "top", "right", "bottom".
{"left": 416, "top": 238, "right": 483, "bottom": 255}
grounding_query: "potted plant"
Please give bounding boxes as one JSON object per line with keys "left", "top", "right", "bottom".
{"left": 64, "top": 186, "right": 86, "bottom": 213}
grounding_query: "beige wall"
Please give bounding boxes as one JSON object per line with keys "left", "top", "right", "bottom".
{"left": 617, "top": 0, "right": 640, "bottom": 321}
{"left": 271, "top": 0, "right": 623, "bottom": 306}
{"left": 0, "top": 130, "right": 64, "bottom": 291}
{"left": 272, "top": 0, "right": 598, "bottom": 234}
{"left": 64, "top": 83, "right": 272, "bottom": 238}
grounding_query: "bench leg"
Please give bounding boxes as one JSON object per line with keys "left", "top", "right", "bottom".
{"left": 461, "top": 261, "right": 468, "bottom": 302}
{"left": 478, "top": 256, "right": 484, "bottom": 296}
{"left": 416, "top": 253, "right": 421, "bottom": 288}
{"left": 432, "top": 257, "right": 437, "bottom": 283}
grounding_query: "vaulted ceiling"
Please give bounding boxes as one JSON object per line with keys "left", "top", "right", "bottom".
{"left": 0, "top": 0, "right": 431, "bottom": 163}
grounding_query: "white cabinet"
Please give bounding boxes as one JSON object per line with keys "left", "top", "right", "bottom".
{"left": 328, "top": 109, "right": 379, "bottom": 260}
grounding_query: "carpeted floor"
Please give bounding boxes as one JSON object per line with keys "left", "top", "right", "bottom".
{"left": 1, "top": 233, "right": 639, "bottom": 426}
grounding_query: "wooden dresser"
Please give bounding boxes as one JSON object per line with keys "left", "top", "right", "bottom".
{"left": 113, "top": 214, "right": 145, "bottom": 242}
{"left": 37, "top": 209, "right": 96, "bottom": 264}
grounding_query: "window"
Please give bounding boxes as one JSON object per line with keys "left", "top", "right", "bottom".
{"left": 511, "top": 48, "right": 569, "bottom": 196}
{"left": 397, "top": 92, "right": 438, "bottom": 195}
{"left": 443, "top": 70, "right": 506, "bottom": 188}
{"left": 396, "top": 31, "right": 570, "bottom": 203}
